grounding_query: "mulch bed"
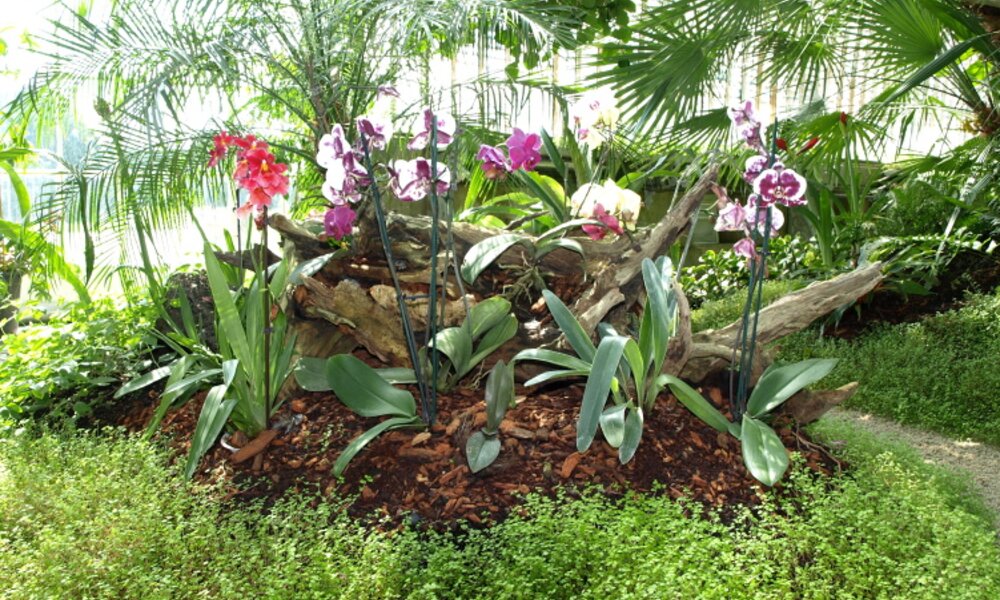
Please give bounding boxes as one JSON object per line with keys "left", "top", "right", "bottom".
{"left": 118, "top": 374, "right": 838, "bottom": 530}
{"left": 826, "top": 252, "right": 1000, "bottom": 339}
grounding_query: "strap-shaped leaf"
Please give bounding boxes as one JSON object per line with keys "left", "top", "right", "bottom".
{"left": 599, "top": 404, "right": 627, "bottom": 448}
{"left": 747, "top": 358, "right": 838, "bottom": 418}
{"left": 740, "top": 415, "right": 789, "bottom": 487}
{"left": 204, "top": 243, "right": 253, "bottom": 371}
{"left": 663, "top": 374, "right": 732, "bottom": 434}
{"left": 513, "top": 348, "right": 591, "bottom": 371}
{"left": 621, "top": 338, "right": 645, "bottom": 404}
{"left": 541, "top": 289, "right": 596, "bottom": 363}
{"left": 524, "top": 369, "right": 590, "bottom": 387}
{"left": 333, "top": 416, "right": 423, "bottom": 477}
{"left": 484, "top": 360, "right": 514, "bottom": 431}
{"left": 115, "top": 365, "right": 173, "bottom": 399}
{"left": 465, "top": 430, "right": 502, "bottom": 474}
{"left": 375, "top": 367, "right": 417, "bottom": 385}
{"left": 326, "top": 354, "right": 416, "bottom": 418}
{"left": 289, "top": 251, "right": 347, "bottom": 285}
{"left": 461, "top": 233, "right": 527, "bottom": 284}
{"left": 619, "top": 407, "right": 644, "bottom": 464}
{"left": 578, "top": 335, "right": 629, "bottom": 452}
{"left": 184, "top": 379, "right": 237, "bottom": 479}
{"left": 0, "top": 160, "right": 31, "bottom": 217}
{"left": 540, "top": 128, "right": 566, "bottom": 180}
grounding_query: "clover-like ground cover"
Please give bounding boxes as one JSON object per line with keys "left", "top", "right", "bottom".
{"left": 1, "top": 423, "right": 997, "bottom": 599}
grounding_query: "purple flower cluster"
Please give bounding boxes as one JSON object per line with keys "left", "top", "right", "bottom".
{"left": 315, "top": 102, "right": 456, "bottom": 240}
{"left": 475, "top": 127, "right": 542, "bottom": 180}
{"left": 719, "top": 101, "right": 808, "bottom": 259}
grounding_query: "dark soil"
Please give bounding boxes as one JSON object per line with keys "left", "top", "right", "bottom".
{"left": 118, "top": 373, "right": 837, "bottom": 530}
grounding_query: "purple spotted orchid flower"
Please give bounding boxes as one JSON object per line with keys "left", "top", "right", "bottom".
{"left": 408, "top": 109, "right": 455, "bottom": 150}
{"left": 356, "top": 115, "right": 393, "bottom": 151}
{"left": 753, "top": 163, "right": 807, "bottom": 207}
{"left": 388, "top": 158, "right": 451, "bottom": 202}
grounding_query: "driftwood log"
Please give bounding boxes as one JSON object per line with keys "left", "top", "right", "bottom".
{"left": 268, "top": 164, "right": 884, "bottom": 423}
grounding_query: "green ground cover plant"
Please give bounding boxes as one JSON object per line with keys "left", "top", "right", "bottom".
{"left": 777, "top": 288, "right": 1000, "bottom": 446}
{"left": 0, "top": 300, "right": 156, "bottom": 432}
{"left": 1, "top": 424, "right": 996, "bottom": 599}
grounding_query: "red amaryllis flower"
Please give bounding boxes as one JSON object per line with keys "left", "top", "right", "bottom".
{"left": 800, "top": 137, "right": 820, "bottom": 154}
{"left": 775, "top": 138, "right": 788, "bottom": 151}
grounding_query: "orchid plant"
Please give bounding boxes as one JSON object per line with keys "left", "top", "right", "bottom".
{"left": 666, "top": 101, "right": 837, "bottom": 486}
{"left": 460, "top": 89, "right": 642, "bottom": 289}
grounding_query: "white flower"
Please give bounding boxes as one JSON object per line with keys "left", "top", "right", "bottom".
{"left": 570, "top": 179, "right": 641, "bottom": 230}
{"left": 571, "top": 88, "right": 620, "bottom": 144}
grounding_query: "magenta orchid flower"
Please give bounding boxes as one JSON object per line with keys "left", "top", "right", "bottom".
{"left": 506, "top": 128, "right": 542, "bottom": 171}
{"left": 324, "top": 204, "right": 357, "bottom": 240}
{"left": 753, "top": 163, "right": 807, "bottom": 207}
{"left": 582, "top": 203, "right": 624, "bottom": 241}
{"left": 407, "top": 109, "right": 455, "bottom": 150}
{"left": 477, "top": 145, "right": 510, "bottom": 180}
{"left": 728, "top": 100, "right": 756, "bottom": 128}
{"left": 388, "top": 158, "right": 450, "bottom": 202}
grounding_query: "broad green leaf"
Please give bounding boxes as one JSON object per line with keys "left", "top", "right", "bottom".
{"left": 294, "top": 357, "right": 332, "bottom": 392}
{"left": 741, "top": 415, "right": 789, "bottom": 487}
{"left": 664, "top": 374, "right": 732, "bottom": 434}
{"left": 467, "top": 315, "right": 517, "bottom": 373}
{"left": 537, "top": 218, "right": 604, "bottom": 241}
{"left": 326, "top": 354, "right": 416, "bottom": 418}
{"left": 468, "top": 296, "right": 513, "bottom": 339}
{"left": 599, "top": 404, "right": 626, "bottom": 448}
{"left": 465, "top": 431, "right": 502, "bottom": 474}
{"left": 432, "top": 326, "right": 473, "bottom": 377}
{"left": 519, "top": 171, "right": 569, "bottom": 221}
{"left": 461, "top": 234, "right": 527, "bottom": 284}
{"left": 143, "top": 355, "right": 197, "bottom": 439}
{"left": 375, "top": 367, "right": 417, "bottom": 385}
{"left": 115, "top": 365, "right": 172, "bottom": 398}
{"left": 578, "top": 335, "right": 629, "bottom": 452}
{"left": 524, "top": 369, "right": 590, "bottom": 387}
{"left": 541, "top": 289, "right": 596, "bottom": 363}
{"left": 746, "top": 359, "right": 838, "bottom": 418}
{"left": 619, "top": 407, "right": 644, "bottom": 464}
{"left": 513, "top": 348, "right": 591, "bottom": 372}
{"left": 333, "top": 416, "right": 423, "bottom": 477}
